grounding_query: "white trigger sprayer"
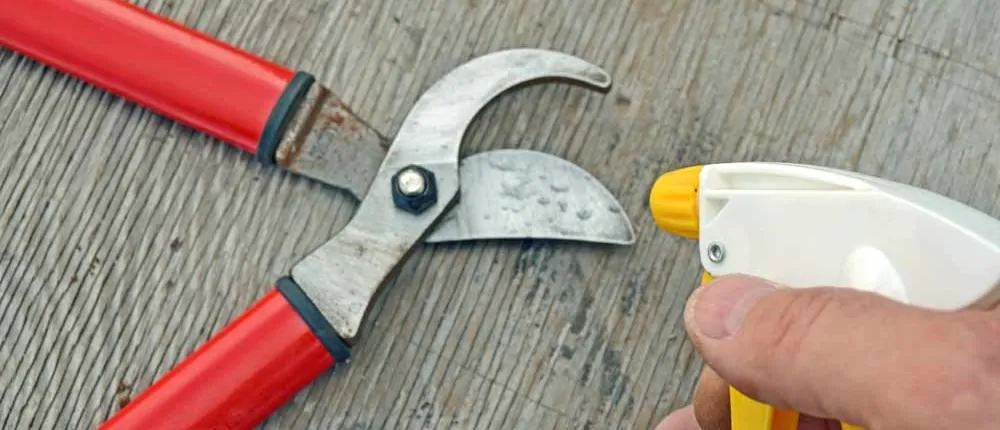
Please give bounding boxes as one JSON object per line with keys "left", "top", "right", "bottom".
{"left": 648, "top": 162, "right": 1000, "bottom": 430}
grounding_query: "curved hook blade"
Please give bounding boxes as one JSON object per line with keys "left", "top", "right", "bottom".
{"left": 381, "top": 48, "right": 612, "bottom": 172}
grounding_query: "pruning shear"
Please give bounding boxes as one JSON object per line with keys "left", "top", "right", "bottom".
{"left": 1, "top": 1, "right": 636, "bottom": 428}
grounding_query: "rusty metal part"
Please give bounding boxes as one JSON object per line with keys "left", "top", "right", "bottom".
{"left": 275, "top": 84, "right": 388, "bottom": 200}
{"left": 272, "top": 62, "right": 635, "bottom": 248}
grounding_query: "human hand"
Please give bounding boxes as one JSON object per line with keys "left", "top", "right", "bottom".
{"left": 655, "top": 274, "right": 1000, "bottom": 430}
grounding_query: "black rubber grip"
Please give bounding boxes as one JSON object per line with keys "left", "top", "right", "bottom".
{"left": 257, "top": 71, "right": 316, "bottom": 165}
{"left": 275, "top": 276, "right": 351, "bottom": 363}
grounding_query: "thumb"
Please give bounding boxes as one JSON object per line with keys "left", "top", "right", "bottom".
{"left": 684, "top": 274, "right": 1000, "bottom": 430}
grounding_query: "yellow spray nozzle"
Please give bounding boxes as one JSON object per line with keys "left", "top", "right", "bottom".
{"left": 648, "top": 165, "right": 703, "bottom": 240}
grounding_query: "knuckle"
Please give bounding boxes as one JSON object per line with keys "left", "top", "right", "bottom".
{"left": 967, "top": 316, "right": 1000, "bottom": 387}
{"left": 759, "top": 289, "right": 838, "bottom": 361}
{"left": 923, "top": 314, "right": 1000, "bottom": 425}
{"left": 740, "top": 288, "right": 843, "bottom": 409}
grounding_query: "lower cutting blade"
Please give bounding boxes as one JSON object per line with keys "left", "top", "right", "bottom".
{"left": 425, "top": 149, "right": 635, "bottom": 245}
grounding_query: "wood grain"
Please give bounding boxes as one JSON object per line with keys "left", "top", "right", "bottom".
{"left": 3, "top": 0, "right": 1000, "bottom": 428}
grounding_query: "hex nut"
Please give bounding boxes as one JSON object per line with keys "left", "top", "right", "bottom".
{"left": 392, "top": 165, "right": 438, "bottom": 214}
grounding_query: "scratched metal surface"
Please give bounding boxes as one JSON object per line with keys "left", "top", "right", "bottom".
{"left": 3, "top": 0, "right": 1000, "bottom": 428}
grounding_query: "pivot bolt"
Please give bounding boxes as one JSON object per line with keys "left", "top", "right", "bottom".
{"left": 396, "top": 169, "right": 427, "bottom": 196}
{"left": 392, "top": 165, "right": 437, "bottom": 214}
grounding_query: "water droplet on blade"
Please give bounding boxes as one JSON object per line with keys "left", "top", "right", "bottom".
{"left": 488, "top": 158, "right": 517, "bottom": 172}
{"left": 501, "top": 177, "right": 533, "bottom": 200}
{"left": 550, "top": 183, "right": 570, "bottom": 193}
{"left": 537, "top": 197, "right": 551, "bottom": 205}
{"left": 576, "top": 209, "right": 592, "bottom": 220}
{"left": 554, "top": 225, "right": 584, "bottom": 236}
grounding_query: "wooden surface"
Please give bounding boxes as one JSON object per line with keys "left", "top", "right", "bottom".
{"left": 3, "top": 0, "right": 1000, "bottom": 428}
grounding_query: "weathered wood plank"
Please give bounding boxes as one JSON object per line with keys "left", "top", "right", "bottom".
{"left": 3, "top": 0, "right": 1000, "bottom": 428}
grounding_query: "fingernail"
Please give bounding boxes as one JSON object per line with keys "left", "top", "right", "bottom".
{"left": 692, "top": 275, "right": 777, "bottom": 340}
{"left": 655, "top": 406, "right": 699, "bottom": 430}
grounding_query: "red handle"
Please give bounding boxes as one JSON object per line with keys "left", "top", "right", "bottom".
{"left": 100, "top": 287, "right": 337, "bottom": 430}
{"left": 0, "top": 0, "right": 296, "bottom": 154}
